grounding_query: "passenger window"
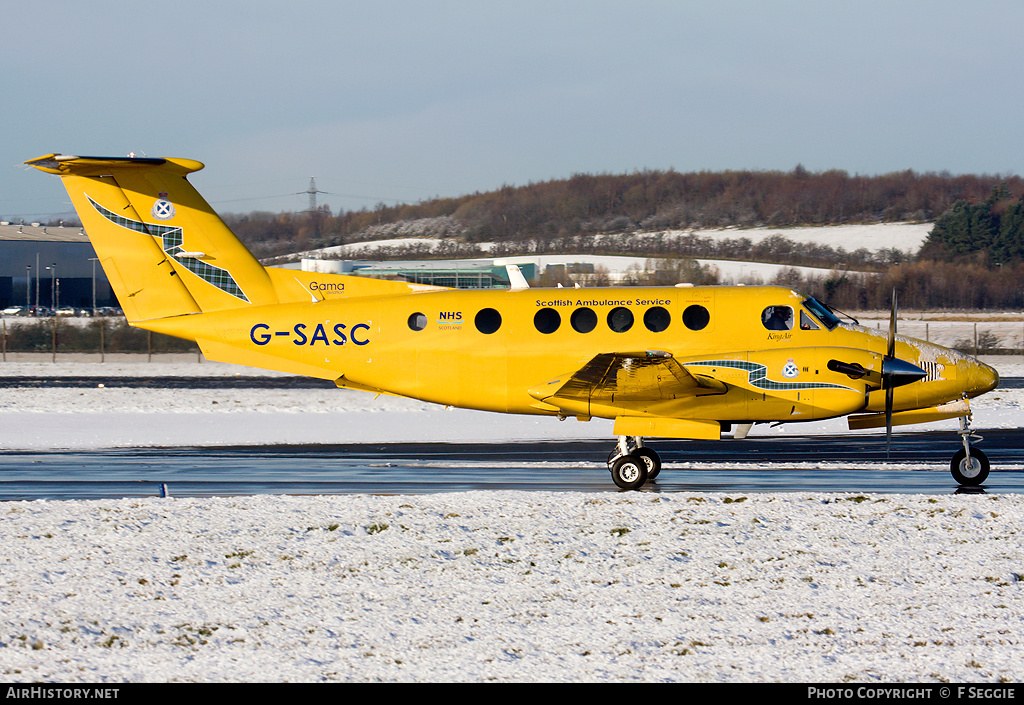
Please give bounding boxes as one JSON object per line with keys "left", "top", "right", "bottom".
{"left": 475, "top": 308, "right": 502, "bottom": 334}
{"left": 408, "top": 312, "right": 427, "bottom": 331}
{"left": 607, "top": 307, "right": 634, "bottom": 333}
{"left": 643, "top": 306, "right": 671, "bottom": 332}
{"left": 571, "top": 307, "right": 597, "bottom": 333}
{"left": 761, "top": 305, "right": 793, "bottom": 331}
{"left": 799, "top": 309, "right": 820, "bottom": 331}
{"left": 682, "top": 304, "right": 710, "bottom": 331}
{"left": 534, "top": 307, "right": 561, "bottom": 334}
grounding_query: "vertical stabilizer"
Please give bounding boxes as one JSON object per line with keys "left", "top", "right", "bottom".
{"left": 25, "top": 154, "right": 278, "bottom": 322}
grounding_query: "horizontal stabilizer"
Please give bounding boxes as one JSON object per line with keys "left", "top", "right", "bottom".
{"left": 25, "top": 154, "right": 202, "bottom": 176}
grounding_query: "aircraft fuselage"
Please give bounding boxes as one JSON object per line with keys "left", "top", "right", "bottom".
{"left": 146, "top": 283, "right": 997, "bottom": 434}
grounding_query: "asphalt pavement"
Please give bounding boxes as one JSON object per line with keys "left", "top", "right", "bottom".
{"left": 2, "top": 430, "right": 1022, "bottom": 500}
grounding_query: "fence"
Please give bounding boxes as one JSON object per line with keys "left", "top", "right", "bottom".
{"left": 1, "top": 317, "right": 200, "bottom": 362}
{"left": 863, "top": 319, "right": 1024, "bottom": 356}
{"left": 3, "top": 315, "right": 1023, "bottom": 362}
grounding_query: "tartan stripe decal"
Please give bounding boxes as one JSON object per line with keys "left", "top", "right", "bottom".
{"left": 686, "top": 360, "right": 852, "bottom": 391}
{"left": 88, "top": 196, "right": 249, "bottom": 303}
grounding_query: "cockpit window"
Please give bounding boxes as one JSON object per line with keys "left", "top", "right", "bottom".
{"left": 761, "top": 305, "right": 793, "bottom": 331}
{"left": 799, "top": 310, "right": 820, "bottom": 330}
{"left": 802, "top": 297, "right": 841, "bottom": 331}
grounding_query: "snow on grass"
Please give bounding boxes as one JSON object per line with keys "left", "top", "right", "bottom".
{"left": 681, "top": 222, "right": 933, "bottom": 254}
{"left": 312, "top": 222, "right": 933, "bottom": 260}
{"left": 280, "top": 221, "right": 934, "bottom": 287}
{"left": 1, "top": 356, "right": 1022, "bottom": 682}
{"left": 1, "top": 491, "right": 1022, "bottom": 682}
{"left": 0, "top": 356, "right": 1020, "bottom": 450}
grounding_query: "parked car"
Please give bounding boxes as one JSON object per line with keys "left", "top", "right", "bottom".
{"left": 55, "top": 307, "right": 76, "bottom": 316}
{"left": 2, "top": 306, "right": 27, "bottom": 316}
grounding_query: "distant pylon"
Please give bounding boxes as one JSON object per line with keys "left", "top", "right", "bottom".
{"left": 305, "top": 176, "right": 327, "bottom": 239}
{"left": 307, "top": 177, "right": 319, "bottom": 213}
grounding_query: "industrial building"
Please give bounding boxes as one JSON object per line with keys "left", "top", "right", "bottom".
{"left": 293, "top": 257, "right": 540, "bottom": 289}
{"left": 0, "top": 222, "right": 114, "bottom": 312}
{"left": 1, "top": 221, "right": 734, "bottom": 314}
{"left": 1, "top": 220, "right": 545, "bottom": 316}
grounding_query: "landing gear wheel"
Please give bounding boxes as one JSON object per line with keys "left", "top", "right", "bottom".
{"left": 607, "top": 448, "right": 622, "bottom": 470}
{"left": 951, "top": 447, "right": 989, "bottom": 486}
{"left": 633, "top": 447, "right": 662, "bottom": 480}
{"left": 611, "top": 455, "right": 648, "bottom": 490}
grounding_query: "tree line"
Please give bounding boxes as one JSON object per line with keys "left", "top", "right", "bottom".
{"left": 221, "top": 166, "right": 1024, "bottom": 311}
{"left": 228, "top": 166, "right": 1022, "bottom": 260}
{"left": 760, "top": 260, "right": 1024, "bottom": 311}
{"left": 919, "top": 183, "right": 1024, "bottom": 264}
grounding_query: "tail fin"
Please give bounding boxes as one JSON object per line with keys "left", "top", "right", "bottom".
{"left": 25, "top": 154, "right": 277, "bottom": 323}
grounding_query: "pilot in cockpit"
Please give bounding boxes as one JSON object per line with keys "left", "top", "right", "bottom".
{"left": 762, "top": 305, "right": 793, "bottom": 331}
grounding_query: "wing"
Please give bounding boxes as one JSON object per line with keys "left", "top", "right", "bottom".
{"left": 530, "top": 351, "right": 727, "bottom": 406}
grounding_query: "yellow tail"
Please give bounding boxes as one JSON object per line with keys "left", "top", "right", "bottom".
{"left": 26, "top": 153, "right": 450, "bottom": 335}
{"left": 25, "top": 154, "right": 279, "bottom": 323}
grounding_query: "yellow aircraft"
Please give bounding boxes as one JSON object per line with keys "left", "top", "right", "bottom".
{"left": 26, "top": 153, "right": 1001, "bottom": 489}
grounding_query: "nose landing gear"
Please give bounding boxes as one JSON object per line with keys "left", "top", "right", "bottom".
{"left": 607, "top": 436, "right": 662, "bottom": 490}
{"left": 952, "top": 414, "right": 989, "bottom": 486}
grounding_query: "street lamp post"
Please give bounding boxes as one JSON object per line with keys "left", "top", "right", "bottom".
{"left": 44, "top": 265, "right": 51, "bottom": 313}
{"left": 26, "top": 265, "right": 31, "bottom": 311}
{"left": 90, "top": 257, "right": 98, "bottom": 316}
{"left": 43, "top": 263, "right": 59, "bottom": 314}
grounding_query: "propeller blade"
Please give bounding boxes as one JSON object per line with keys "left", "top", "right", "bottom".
{"left": 885, "top": 385, "right": 894, "bottom": 458}
{"left": 885, "top": 287, "right": 897, "bottom": 458}
{"left": 887, "top": 288, "right": 897, "bottom": 359}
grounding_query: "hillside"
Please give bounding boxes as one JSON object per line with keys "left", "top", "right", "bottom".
{"left": 226, "top": 167, "right": 1024, "bottom": 261}
{"left": 223, "top": 167, "right": 1024, "bottom": 311}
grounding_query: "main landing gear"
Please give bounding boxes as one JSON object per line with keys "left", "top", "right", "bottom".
{"left": 605, "top": 416, "right": 991, "bottom": 489}
{"left": 951, "top": 413, "right": 989, "bottom": 486}
{"left": 607, "top": 436, "right": 661, "bottom": 490}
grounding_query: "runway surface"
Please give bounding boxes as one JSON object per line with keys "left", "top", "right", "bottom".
{"left": 3, "top": 376, "right": 1023, "bottom": 389}
{"left": 2, "top": 429, "right": 1022, "bottom": 501}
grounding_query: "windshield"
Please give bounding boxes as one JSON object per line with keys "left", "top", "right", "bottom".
{"left": 802, "top": 297, "right": 842, "bottom": 331}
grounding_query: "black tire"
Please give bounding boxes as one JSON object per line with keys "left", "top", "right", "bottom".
{"left": 607, "top": 448, "right": 621, "bottom": 470}
{"left": 611, "top": 455, "right": 648, "bottom": 490}
{"left": 633, "top": 447, "right": 662, "bottom": 480}
{"left": 951, "top": 447, "right": 989, "bottom": 486}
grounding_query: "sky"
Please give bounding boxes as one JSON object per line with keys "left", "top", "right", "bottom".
{"left": 4, "top": 0, "right": 1024, "bottom": 222}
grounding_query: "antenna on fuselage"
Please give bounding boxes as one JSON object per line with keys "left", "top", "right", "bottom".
{"left": 505, "top": 264, "right": 530, "bottom": 290}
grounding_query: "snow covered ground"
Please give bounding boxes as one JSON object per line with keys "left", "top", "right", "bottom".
{"left": 320, "top": 222, "right": 933, "bottom": 260}
{"left": 1, "top": 356, "right": 1021, "bottom": 450}
{"left": 1, "top": 356, "right": 1023, "bottom": 682}
{"left": 288, "top": 221, "right": 933, "bottom": 286}
{"left": 681, "top": 222, "right": 932, "bottom": 254}
{"left": 2, "top": 491, "right": 1023, "bottom": 683}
